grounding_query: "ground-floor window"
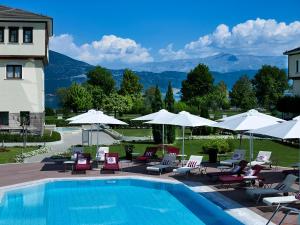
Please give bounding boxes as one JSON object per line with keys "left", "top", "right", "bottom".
{"left": 0, "top": 112, "right": 9, "bottom": 125}
{"left": 20, "top": 111, "right": 30, "bottom": 126}
{"left": 6, "top": 65, "right": 22, "bottom": 79}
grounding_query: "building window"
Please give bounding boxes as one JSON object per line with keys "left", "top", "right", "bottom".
{"left": 6, "top": 65, "right": 22, "bottom": 79}
{"left": 0, "top": 27, "right": 4, "bottom": 43}
{"left": 23, "top": 27, "right": 33, "bottom": 43}
{"left": 0, "top": 112, "right": 9, "bottom": 125}
{"left": 9, "top": 27, "right": 18, "bottom": 43}
{"left": 297, "top": 60, "right": 299, "bottom": 73}
{"left": 20, "top": 111, "right": 30, "bottom": 126}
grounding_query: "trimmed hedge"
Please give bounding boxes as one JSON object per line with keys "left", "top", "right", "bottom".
{"left": 0, "top": 131, "right": 61, "bottom": 143}
{"left": 45, "top": 117, "right": 69, "bottom": 127}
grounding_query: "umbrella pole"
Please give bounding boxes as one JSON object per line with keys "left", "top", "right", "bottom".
{"left": 96, "top": 124, "right": 99, "bottom": 150}
{"left": 182, "top": 126, "right": 185, "bottom": 165}
{"left": 249, "top": 132, "right": 253, "bottom": 166}
{"left": 239, "top": 132, "right": 243, "bottom": 149}
{"left": 162, "top": 124, "right": 165, "bottom": 155}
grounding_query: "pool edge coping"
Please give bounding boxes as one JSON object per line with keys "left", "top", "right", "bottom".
{"left": 0, "top": 175, "right": 274, "bottom": 225}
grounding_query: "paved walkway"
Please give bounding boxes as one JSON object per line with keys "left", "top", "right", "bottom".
{"left": 17, "top": 130, "right": 118, "bottom": 163}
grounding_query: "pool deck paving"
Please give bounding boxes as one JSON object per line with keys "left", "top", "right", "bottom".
{"left": 0, "top": 161, "right": 298, "bottom": 225}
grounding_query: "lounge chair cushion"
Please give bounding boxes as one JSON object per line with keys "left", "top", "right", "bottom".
{"left": 147, "top": 164, "right": 170, "bottom": 172}
{"left": 173, "top": 167, "right": 193, "bottom": 174}
{"left": 78, "top": 159, "right": 87, "bottom": 165}
{"left": 187, "top": 160, "right": 197, "bottom": 167}
{"left": 219, "top": 175, "right": 244, "bottom": 183}
{"left": 107, "top": 157, "right": 116, "bottom": 164}
{"left": 232, "top": 153, "right": 242, "bottom": 160}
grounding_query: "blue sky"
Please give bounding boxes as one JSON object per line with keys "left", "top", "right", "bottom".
{"left": 2, "top": 0, "right": 300, "bottom": 67}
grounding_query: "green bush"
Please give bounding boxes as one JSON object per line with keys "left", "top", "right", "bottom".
{"left": 0, "top": 131, "right": 61, "bottom": 143}
{"left": 202, "top": 139, "right": 232, "bottom": 154}
{"left": 45, "top": 117, "right": 69, "bottom": 126}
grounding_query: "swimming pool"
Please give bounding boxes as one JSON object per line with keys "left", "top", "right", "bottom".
{"left": 55, "top": 127, "right": 81, "bottom": 132}
{"left": 0, "top": 178, "right": 243, "bottom": 225}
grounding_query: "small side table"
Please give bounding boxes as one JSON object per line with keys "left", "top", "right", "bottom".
{"left": 63, "top": 160, "right": 75, "bottom": 172}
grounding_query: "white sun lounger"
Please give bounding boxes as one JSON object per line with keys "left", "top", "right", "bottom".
{"left": 220, "top": 149, "right": 245, "bottom": 166}
{"left": 96, "top": 146, "right": 109, "bottom": 162}
{"left": 248, "top": 151, "right": 272, "bottom": 167}
{"left": 146, "top": 154, "right": 176, "bottom": 175}
{"left": 246, "top": 174, "right": 298, "bottom": 203}
{"left": 263, "top": 194, "right": 300, "bottom": 225}
{"left": 173, "top": 155, "right": 203, "bottom": 175}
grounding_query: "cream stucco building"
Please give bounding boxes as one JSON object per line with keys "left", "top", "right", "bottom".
{"left": 0, "top": 6, "right": 52, "bottom": 134}
{"left": 284, "top": 47, "right": 300, "bottom": 96}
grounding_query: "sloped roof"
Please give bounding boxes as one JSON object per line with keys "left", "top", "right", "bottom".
{"left": 0, "top": 5, "right": 51, "bottom": 20}
{"left": 0, "top": 5, "right": 52, "bottom": 36}
{"left": 283, "top": 47, "right": 300, "bottom": 55}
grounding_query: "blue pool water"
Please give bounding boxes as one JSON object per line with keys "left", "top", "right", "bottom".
{"left": 0, "top": 179, "right": 243, "bottom": 225}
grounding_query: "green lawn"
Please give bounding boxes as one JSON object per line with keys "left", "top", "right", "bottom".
{"left": 114, "top": 128, "right": 193, "bottom": 137}
{"left": 114, "top": 128, "right": 152, "bottom": 137}
{"left": 81, "top": 139, "right": 299, "bottom": 167}
{"left": 0, "top": 147, "right": 37, "bottom": 164}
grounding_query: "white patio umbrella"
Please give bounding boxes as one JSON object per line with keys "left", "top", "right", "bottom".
{"left": 213, "top": 109, "right": 284, "bottom": 164}
{"left": 148, "top": 111, "right": 215, "bottom": 161}
{"left": 69, "top": 110, "right": 127, "bottom": 148}
{"left": 132, "top": 109, "right": 176, "bottom": 154}
{"left": 67, "top": 109, "right": 98, "bottom": 145}
{"left": 66, "top": 109, "right": 98, "bottom": 121}
{"left": 250, "top": 116, "right": 300, "bottom": 178}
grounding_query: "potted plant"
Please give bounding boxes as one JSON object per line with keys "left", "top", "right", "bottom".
{"left": 203, "top": 139, "right": 232, "bottom": 163}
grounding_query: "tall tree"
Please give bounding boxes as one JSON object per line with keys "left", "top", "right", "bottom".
{"left": 119, "top": 69, "right": 143, "bottom": 97}
{"left": 230, "top": 75, "right": 257, "bottom": 110}
{"left": 143, "top": 86, "right": 156, "bottom": 114}
{"left": 102, "top": 93, "right": 133, "bottom": 117}
{"left": 57, "top": 83, "right": 93, "bottom": 113}
{"left": 164, "top": 82, "right": 175, "bottom": 143}
{"left": 181, "top": 64, "right": 214, "bottom": 103}
{"left": 152, "top": 85, "right": 163, "bottom": 144}
{"left": 252, "top": 65, "right": 288, "bottom": 110}
{"left": 83, "top": 83, "right": 105, "bottom": 109}
{"left": 86, "top": 66, "right": 115, "bottom": 95}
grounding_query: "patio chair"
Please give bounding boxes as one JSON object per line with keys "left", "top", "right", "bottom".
{"left": 173, "top": 155, "right": 203, "bottom": 175}
{"left": 136, "top": 147, "right": 158, "bottom": 162}
{"left": 102, "top": 153, "right": 120, "bottom": 172}
{"left": 220, "top": 149, "right": 246, "bottom": 166}
{"left": 146, "top": 154, "right": 176, "bottom": 175}
{"left": 73, "top": 153, "right": 92, "bottom": 173}
{"left": 248, "top": 151, "right": 272, "bottom": 167}
{"left": 219, "top": 165, "right": 264, "bottom": 188}
{"left": 71, "top": 146, "right": 84, "bottom": 160}
{"left": 95, "top": 146, "right": 109, "bottom": 162}
{"left": 246, "top": 174, "right": 298, "bottom": 203}
{"left": 166, "top": 146, "right": 180, "bottom": 156}
{"left": 207, "top": 160, "right": 248, "bottom": 179}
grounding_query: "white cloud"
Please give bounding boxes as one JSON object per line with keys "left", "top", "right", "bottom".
{"left": 50, "top": 34, "right": 153, "bottom": 66}
{"left": 159, "top": 18, "right": 300, "bottom": 60}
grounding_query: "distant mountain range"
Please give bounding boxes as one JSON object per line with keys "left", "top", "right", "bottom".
{"left": 45, "top": 50, "right": 286, "bottom": 108}
{"left": 131, "top": 53, "right": 287, "bottom": 73}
